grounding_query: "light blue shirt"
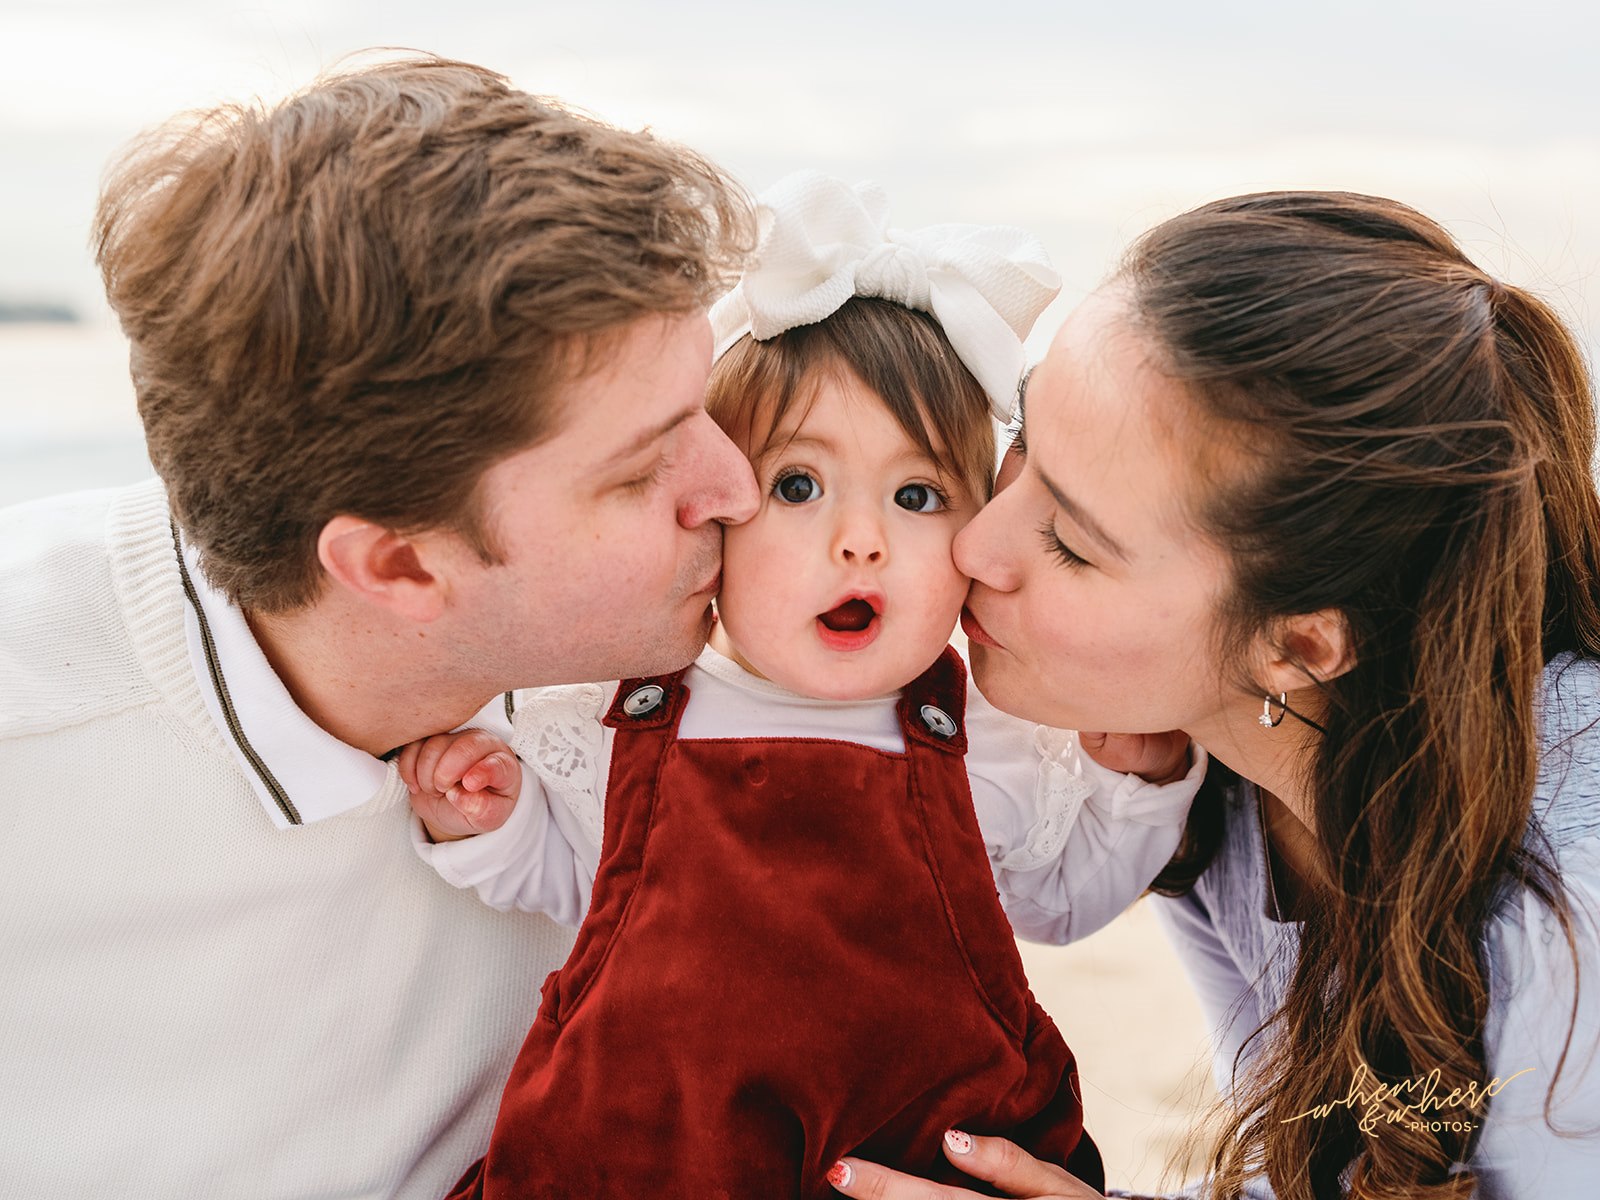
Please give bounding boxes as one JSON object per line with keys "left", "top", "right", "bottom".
{"left": 1150, "top": 653, "right": 1600, "bottom": 1198}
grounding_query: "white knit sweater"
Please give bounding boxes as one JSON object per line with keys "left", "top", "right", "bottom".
{"left": 0, "top": 480, "right": 574, "bottom": 1199}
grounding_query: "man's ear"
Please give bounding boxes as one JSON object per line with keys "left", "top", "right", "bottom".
{"left": 1260, "top": 609, "right": 1355, "bottom": 693}
{"left": 316, "top": 516, "right": 446, "bottom": 623}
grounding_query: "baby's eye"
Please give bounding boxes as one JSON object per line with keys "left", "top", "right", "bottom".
{"left": 774, "top": 471, "right": 821, "bottom": 504}
{"left": 895, "top": 483, "right": 946, "bottom": 513}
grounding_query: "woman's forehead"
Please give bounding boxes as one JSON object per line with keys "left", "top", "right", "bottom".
{"left": 1031, "top": 291, "right": 1203, "bottom": 543}
{"left": 1036, "top": 294, "right": 1168, "bottom": 451}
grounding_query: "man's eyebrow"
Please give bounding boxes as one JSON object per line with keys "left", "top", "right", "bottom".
{"left": 1038, "top": 469, "right": 1131, "bottom": 563}
{"left": 613, "top": 405, "right": 701, "bottom": 461}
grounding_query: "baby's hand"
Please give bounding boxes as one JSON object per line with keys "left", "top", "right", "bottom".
{"left": 1079, "top": 730, "right": 1191, "bottom": 786}
{"left": 398, "top": 728, "right": 522, "bottom": 843}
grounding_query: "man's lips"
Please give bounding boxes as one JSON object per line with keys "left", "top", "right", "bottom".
{"left": 959, "top": 606, "right": 1001, "bottom": 649}
{"left": 695, "top": 570, "right": 722, "bottom": 597}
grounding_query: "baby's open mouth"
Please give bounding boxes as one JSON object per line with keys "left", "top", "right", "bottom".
{"left": 818, "top": 598, "right": 877, "bottom": 632}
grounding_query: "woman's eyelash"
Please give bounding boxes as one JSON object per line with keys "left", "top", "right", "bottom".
{"left": 1038, "top": 519, "right": 1089, "bottom": 569}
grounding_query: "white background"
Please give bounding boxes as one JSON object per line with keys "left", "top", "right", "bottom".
{"left": 1, "top": 0, "right": 1596, "bottom": 506}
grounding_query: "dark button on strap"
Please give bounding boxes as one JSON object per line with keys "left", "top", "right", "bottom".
{"left": 919, "top": 704, "right": 958, "bottom": 739}
{"left": 622, "top": 684, "right": 666, "bottom": 717}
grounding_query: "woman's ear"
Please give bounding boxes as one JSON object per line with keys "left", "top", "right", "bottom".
{"left": 1260, "top": 609, "right": 1355, "bottom": 692}
{"left": 316, "top": 516, "right": 447, "bottom": 623}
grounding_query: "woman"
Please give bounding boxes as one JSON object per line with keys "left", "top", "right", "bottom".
{"left": 830, "top": 191, "right": 1600, "bottom": 1198}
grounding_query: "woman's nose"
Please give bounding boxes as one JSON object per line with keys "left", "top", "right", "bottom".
{"left": 953, "top": 485, "right": 1022, "bottom": 592}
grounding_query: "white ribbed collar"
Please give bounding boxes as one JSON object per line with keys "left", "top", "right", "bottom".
{"left": 175, "top": 530, "right": 512, "bottom": 830}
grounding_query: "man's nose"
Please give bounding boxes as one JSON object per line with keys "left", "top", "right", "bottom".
{"left": 677, "top": 413, "right": 759, "bottom": 529}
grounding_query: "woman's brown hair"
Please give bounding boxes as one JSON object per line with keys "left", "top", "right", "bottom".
{"left": 95, "top": 54, "right": 750, "bottom": 612}
{"left": 1132, "top": 192, "right": 1600, "bottom": 1197}
{"left": 705, "top": 297, "right": 996, "bottom": 512}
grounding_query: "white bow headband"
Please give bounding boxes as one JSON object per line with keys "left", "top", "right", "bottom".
{"left": 711, "top": 170, "right": 1061, "bottom": 419}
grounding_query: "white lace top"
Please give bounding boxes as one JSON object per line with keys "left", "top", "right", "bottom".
{"left": 414, "top": 642, "right": 1206, "bottom": 942}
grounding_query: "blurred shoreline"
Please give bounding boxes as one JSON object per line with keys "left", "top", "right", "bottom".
{"left": 0, "top": 324, "right": 151, "bottom": 508}
{"left": 1023, "top": 899, "right": 1218, "bottom": 1192}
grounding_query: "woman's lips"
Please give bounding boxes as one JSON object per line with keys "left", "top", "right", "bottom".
{"left": 959, "top": 606, "right": 1001, "bottom": 649}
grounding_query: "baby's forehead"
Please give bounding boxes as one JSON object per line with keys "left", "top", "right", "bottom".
{"left": 750, "top": 404, "right": 952, "bottom": 469}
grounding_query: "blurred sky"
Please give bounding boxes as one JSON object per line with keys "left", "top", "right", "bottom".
{"left": 1, "top": 0, "right": 1598, "bottom": 497}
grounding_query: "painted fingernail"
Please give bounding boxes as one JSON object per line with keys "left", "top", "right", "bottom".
{"left": 945, "top": 1129, "right": 973, "bottom": 1155}
{"left": 826, "top": 1161, "right": 853, "bottom": 1188}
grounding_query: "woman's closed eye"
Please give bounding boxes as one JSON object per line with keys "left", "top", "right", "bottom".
{"left": 1039, "top": 519, "right": 1091, "bottom": 569}
{"left": 772, "top": 468, "right": 821, "bottom": 504}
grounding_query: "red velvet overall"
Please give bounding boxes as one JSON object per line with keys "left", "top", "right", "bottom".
{"left": 448, "top": 648, "right": 1101, "bottom": 1199}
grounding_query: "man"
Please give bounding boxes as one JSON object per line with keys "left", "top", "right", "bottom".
{"left": 0, "top": 56, "right": 757, "bottom": 1197}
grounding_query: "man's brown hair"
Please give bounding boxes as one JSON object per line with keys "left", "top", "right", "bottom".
{"left": 95, "top": 54, "right": 751, "bottom": 611}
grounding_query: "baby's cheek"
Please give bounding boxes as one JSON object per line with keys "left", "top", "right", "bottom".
{"left": 918, "top": 563, "right": 972, "bottom": 645}
{"left": 931, "top": 546, "right": 973, "bottom": 603}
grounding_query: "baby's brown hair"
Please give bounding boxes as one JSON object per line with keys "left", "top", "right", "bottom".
{"left": 706, "top": 297, "right": 996, "bottom": 510}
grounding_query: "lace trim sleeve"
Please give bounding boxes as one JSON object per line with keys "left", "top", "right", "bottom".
{"left": 512, "top": 682, "right": 610, "bottom": 854}
{"left": 992, "top": 726, "right": 1095, "bottom": 872}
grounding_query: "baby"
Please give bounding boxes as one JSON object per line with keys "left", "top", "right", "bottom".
{"left": 405, "top": 173, "right": 1203, "bottom": 1199}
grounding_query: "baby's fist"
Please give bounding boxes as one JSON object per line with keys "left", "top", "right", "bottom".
{"left": 1079, "top": 730, "right": 1191, "bottom": 786}
{"left": 399, "top": 728, "right": 523, "bottom": 843}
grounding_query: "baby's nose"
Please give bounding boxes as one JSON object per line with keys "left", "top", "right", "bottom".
{"left": 832, "top": 510, "right": 886, "bottom": 564}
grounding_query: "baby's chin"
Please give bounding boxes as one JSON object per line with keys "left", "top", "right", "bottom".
{"left": 751, "top": 644, "right": 955, "bottom": 703}
{"left": 784, "top": 670, "right": 903, "bottom": 703}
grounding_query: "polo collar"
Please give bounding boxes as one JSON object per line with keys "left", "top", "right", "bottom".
{"left": 173, "top": 524, "right": 513, "bottom": 830}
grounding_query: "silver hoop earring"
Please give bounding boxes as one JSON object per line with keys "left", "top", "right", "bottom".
{"left": 1258, "top": 692, "right": 1287, "bottom": 729}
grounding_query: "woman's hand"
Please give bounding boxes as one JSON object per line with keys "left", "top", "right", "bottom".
{"left": 828, "top": 1130, "right": 1107, "bottom": 1199}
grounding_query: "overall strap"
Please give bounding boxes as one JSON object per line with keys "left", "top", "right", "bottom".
{"left": 896, "top": 645, "right": 970, "bottom": 757}
{"left": 899, "top": 646, "right": 1034, "bottom": 1041}
{"left": 539, "top": 663, "right": 694, "bottom": 1028}
{"left": 601, "top": 665, "right": 693, "bottom": 733}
